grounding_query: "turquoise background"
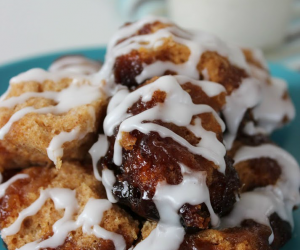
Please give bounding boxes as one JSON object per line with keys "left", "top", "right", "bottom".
{"left": 0, "top": 48, "right": 299, "bottom": 249}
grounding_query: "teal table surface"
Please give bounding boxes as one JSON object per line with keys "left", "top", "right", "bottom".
{"left": 0, "top": 48, "right": 299, "bottom": 250}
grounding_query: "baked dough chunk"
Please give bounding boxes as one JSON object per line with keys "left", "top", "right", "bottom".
{"left": 224, "top": 136, "right": 300, "bottom": 249}
{"left": 0, "top": 76, "right": 107, "bottom": 169}
{"left": 100, "top": 75, "right": 240, "bottom": 231}
{"left": 0, "top": 162, "right": 139, "bottom": 250}
{"left": 108, "top": 18, "right": 248, "bottom": 93}
{"left": 238, "top": 48, "right": 295, "bottom": 135}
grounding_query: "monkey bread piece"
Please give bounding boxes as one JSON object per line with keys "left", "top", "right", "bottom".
{"left": 106, "top": 16, "right": 249, "bottom": 92}
{"left": 105, "top": 16, "right": 295, "bottom": 141}
{"left": 104, "top": 16, "right": 268, "bottom": 141}
{"left": 228, "top": 137, "right": 300, "bottom": 198}
{"left": 141, "top": 220, "right": 273, "bottom": 250}
{"left": 223, "top": 138, "right": 300, "bottom": 249}
{"left": 0, "top": 71, "right": 107, "bottom": 169}
{"left": 222, "top": 48, "right": 295, "bottom": 148}
{"left": 0, "top": 162, "right": 139, "bottom": 250}
{"left": 240, "top": 48, "right": 295, "bottom": 135}
{"left": 100, "top": 75, "right": 240, "bottom": 231}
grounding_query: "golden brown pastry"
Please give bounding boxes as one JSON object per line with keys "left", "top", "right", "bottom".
{"left": 0, "top": 77, "right": 107, "bottom": 169}
{"left": 0, "top": 162, "right": 139, "bottom": 250}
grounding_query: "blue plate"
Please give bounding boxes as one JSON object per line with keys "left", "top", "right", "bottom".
{"left": 0, "top": 49, "right": 299, "bottom": 250}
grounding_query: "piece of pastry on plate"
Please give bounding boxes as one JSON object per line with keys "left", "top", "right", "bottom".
{"left": 101, "top": 17, "right": 295, "bottom": 149}
{"left": 137, "top": 136, "right": 300, "bottom": 250}
{"left": 240, "top": 48, "right": 295, "bottom": 135}
{"left": 224, "top": 134, "right": 300, "bottom": 249}
{"left": 102, "top": 16, "right": 278, "bottom": 147}
{"left": 0, "top": 70, "right": 107, "bottom": 170}
{"left": 105, "top": 16, "right": 248, "bottom": 92}
{"left": 0, "top": 162, "right": 139, "bottom": 250}
{"left": 96, "top": 75, "right": 240, "bottom": 232}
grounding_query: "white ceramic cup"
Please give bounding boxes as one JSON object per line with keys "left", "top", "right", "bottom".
{"left": 168, "top": 0, "right": 292, "bottom": 50}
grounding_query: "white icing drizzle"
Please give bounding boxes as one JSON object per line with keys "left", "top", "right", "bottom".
{"left": 253, "top": 77, "right": 295, "bottom": 134}
{"left": 107, "top": 88, "right": 130, "bottom": 114}
{"left": 201, "top": 68, "right": 209, "bottom": 80}
{"left": 223, "top": 133, "right": 236, "bottom": 151}
{"left": 243, "top": 121, "right": 266, "bottom": 136}
{"left": 1, "top": 188, "right": 125, "bottom": 250}
{"left": 47, "top": 127, "right": 87, "bottom": 166}
{"left": 89, "top": 135, "right": 109, "bottom": 182}
{"left": 223, "top": 78, "right": 261, "bottom": 135}
{"left": 49, "top": 56, "right": 101, "bottom": 75}
{"left": 223, "top": 77, "right": 262, "bottom": 149}
{"left": 221, "top": 144, "right": 300, "bottom": 243}
{"left": 134, "top": 164, "right": 219, "bottom": 250}
{"left": 76, "top": 198, "right": 126, "bottom": 250}
{"left": 1, "top": 188, "right": 79, "bottom": 239}
{"left": 102, "top": 168, "right": 117, "bottom": 203}
{"left": 104, "top": 75, "right": 227, "bottom": 173}
{"left": 0, "top": 174, "right": 29, "bottom": 199}
{"left": 88, "top": 135, "right": 117, "bottom": 203}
